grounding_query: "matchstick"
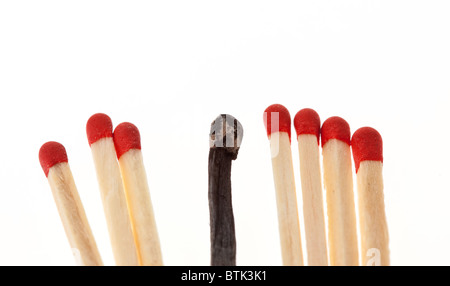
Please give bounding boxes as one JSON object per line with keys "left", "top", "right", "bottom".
{"left": 321, "top": 116, "right": 359, "bottom": 266}
{"left": 39, "top": 141, "right": 103, "bottom": 266}
{"left": 351, "top": 127, "right": 389, "bottom": 266}
{"left": 293, "top": 108, "right": 328, "bottom": 266}
{"left": 208, "top": 114, "right": 243, "bottom": 266}
{"left": 263, "top": 104, "right": 304, "bottom": 266}
{"left": 86, "top": 113, "right": 139, "bottom": 266}
{"left": 113, "top": 122, "right": 163, "bottom": 266}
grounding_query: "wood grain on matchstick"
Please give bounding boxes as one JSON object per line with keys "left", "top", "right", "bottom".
{"left": 39, "top": 141, "right": 103, "bottom": 266}
{"left": 264, "top": 104, "right": 304, "bottom": 266}
{"left": 113, "top": 122, "right": 163, "bottom": 266}
{"left": 352, "top": 127, "right": 389, "bottom": 266}
{"left": 321, "top": 117, "right": 359, "bottom": 266}
{"left": 294, "top": 108, "right": 328, "bottom": 266}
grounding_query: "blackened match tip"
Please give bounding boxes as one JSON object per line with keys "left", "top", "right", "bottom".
{"left": 209, "top": 114, "right": 243, "bottom": 158}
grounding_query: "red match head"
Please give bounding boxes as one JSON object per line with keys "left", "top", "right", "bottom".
{"left": 351, "top": 127, "right": 383, "bottom": 173}
{"left": 39, "top": 141, "right": 69, "bottom": 177}
{"left": 263, "top": 104, "right": 291, "bottom": 142}
{"left": 113, "top": 122, "right": 141, "bottom": 159}
{"left": 321, "top": 116, "right": 351, "bottom": 147}
{"left": 86, "top": 113, "right": 113, "bottom": 146}
{"left": 293, "top": 108, "right": 321, "bottom": 144}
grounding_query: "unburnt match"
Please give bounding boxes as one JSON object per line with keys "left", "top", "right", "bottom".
{"left": 263, "top": 104, "right": 304, "bottom": 266}
{"left": 113, "top": 122, "right": 163, "bottom": 266}
{"left": 321, "top": 116, "right": 359, "bottom": 266}
{"left": 351, "top": 127, "right": 389, "bottom": 266}
{"left": 39, "top": 141, "right": 103, "bottom": 266}
{"left": 208, "top": 114, "right": 243, "bottom": 266}
{"left": 86, "top": 113, "right": 139, "bottom": 266}
{"left": 293, "top": 108, "right": 328, "bottom": 266}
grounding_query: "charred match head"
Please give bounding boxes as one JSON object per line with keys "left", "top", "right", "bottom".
{"left": 209, "top": 114, "right": 243, "bottom": 159}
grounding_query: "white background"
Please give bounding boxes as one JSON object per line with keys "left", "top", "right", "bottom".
{"left": 0, "top": 1, "right": 449, "bottom": 266}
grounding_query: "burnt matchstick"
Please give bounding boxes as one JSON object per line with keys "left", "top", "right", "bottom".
{"left": 293, "top": 108, "right": 328, "bottom": 266}
{"left": 351, "top": 127, "right": 389, "bottom": 266}
{"left": 321, "top": 116, "right": 359, "bottom": 266}
{"left": 263, "top": 104, "right": 304, "bottom": 266}
{"left": 39, "top": 141, "right": 103, "bottom": 266}
{"left": 208, "top": 114, "right": 243, "bottom": 266}
{"left": 86, "top": 113, "right": 139, "bottom": 266}
{"left": 113, "top": 122, "right": 163, "bottom": 266}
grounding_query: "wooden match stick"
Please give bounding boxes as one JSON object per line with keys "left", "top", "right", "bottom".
{"left": 208, "top": 114, "right": 243, "bottom": 266}
{"left": 263, "top": 104, "right": 304, "bottom": 266}
{"left": 293, "top": 108, "right": 328, "bottom": 266}
{"left": 39, "top": 141, "right": 103, "bottom": 266}
{"left": 321, "top": 117, "right": 359, "bottom": 266}
{"left": 86, "top": 113, "right": 139, "bottom": 266}
{"left": 351, "top": 127, "right": 389, "bottom": 266}
{"left": 113, "top": 122, "right": 163, "bottom": 266}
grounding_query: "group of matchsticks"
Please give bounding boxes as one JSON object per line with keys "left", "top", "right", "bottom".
{"left": 39, "top": 114, "right": 161, "bottom": 266}
{"left": 38, "top": 105, "right": 388, "bottom": 267}
{"left": 262, "top": 104, "right": 388, "bottom": 266}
